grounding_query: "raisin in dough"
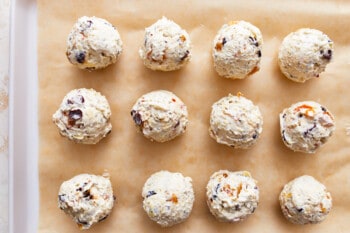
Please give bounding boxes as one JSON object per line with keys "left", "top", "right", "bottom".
{"left": 280, "top": 101, "right": 335, "bottom": 153}
{"left": 206, "top": 170, "right": 259, "bottom": 222}
{"left": 212, "top": 21, "right": 263, "bottom": 79}
{"left": 278, "top": 28, "right": 333, "bottom": 83}
{"left": 142, "top": 171, "right": 195, "bottom": 227}
{"left": 58, "top": 173, "right": 115, "bottom": 229}
{"left": 209, "top": 94, "right": 263, "bottom": 149}
{"left": 66, "top": 16, "right": 123, "bottom": 70}
{"left": 130, "top": 90, "right": 188, "bottom": 142}
{"left": 279, "top": 175, "right": 332, "bottom": 224}
{"left": 139, "top": 16, "right": 191, "bottom": 71}
{"left": 52, "top": 88, "right": 112, "bottom": 144}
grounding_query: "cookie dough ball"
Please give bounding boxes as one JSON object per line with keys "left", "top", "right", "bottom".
{"left": 142, "top": 171, "right": 195, "bottom": 227}
{"left": 212, "top": 21, "right": 263, "bottom": 79}
{"left": 279, "top": 175, "right": 332, "bottom": 224}
{"left": 130, "top": 90, "right": 188, "bottom": 142}
{"left": 66, "top": 16, "right": 123, "bottom": 70}
{"left": 206, "top": 170, "right": 259, "bottom": 222}
{"left": 52, "top": 88, "right": 112, "bottom": 144}
{"left": 139, "top": 16, "right": 191, "bottom": 71}
{"left": 58, "top": 173, "right": 115, "bottom": 229}
{"left": 280, "top": 101, "right": 335, "bottom": 153}
{"left": 209, "top": 94, "right": 263, "bottom": 149}
{"left": 278, "top": 28, "right": 333, "bottom": 83}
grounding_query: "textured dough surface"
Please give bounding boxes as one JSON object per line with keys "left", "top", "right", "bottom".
{"left": 279, "top": 175, "right": 332, "bottom": 224}
{"left": 279, "top": 101, "right": 335, "bottom": 153}
{"left": 131, "top": 90, "right": 188, "bottom": 142}
{"left": 278, "top": 28, "right": 333, "bottom": 83}
{"left": 52, "top": 88, "right": 112, "bottom": 144}
{"left": 139, "top": 16, "right": 191, "bottom": 71}
{"left": 66, "top": 16, "right": 123, "bottom": 70}
{"left": 38, "top": 1, "right": 350, "bottom": 233}
{"left": 206, "top": 170, "right": 259, "bottom": 222}
{"left": 212, "top": 21, "right": 263, "bottom": 79}
{"left": 58, "top": 173, "right": 115, "bottom": 229}
{"left": 209, "top": 94, "right": 263, "bottom": 149}
{"left": 142, "top": 171, "right": 195, "bottom": 227}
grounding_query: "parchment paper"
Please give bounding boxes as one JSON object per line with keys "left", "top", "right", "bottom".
{"left": 38, "top": 1, "right": 350, "bottom": 232}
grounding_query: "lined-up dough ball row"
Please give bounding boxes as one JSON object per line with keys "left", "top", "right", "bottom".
{"left": 131, "top": 91, "right": 264, "bottom": 147}
{"left": 65, "top": 16, "right": 334, "bottom": 83}
{"left": 58, "top": 171, "right": 332, "bottom": 229}
{"left": 52, "top": 89, "right": 335, "bottom": 153}
{"left": 65, "top": 16, "right": 190, "bottom": 71}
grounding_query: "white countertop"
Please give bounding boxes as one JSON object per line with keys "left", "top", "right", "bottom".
{"left": 0, "top": 0, "right": 9, "bottom": 232}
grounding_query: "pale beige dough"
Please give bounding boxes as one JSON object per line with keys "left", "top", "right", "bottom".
{"left": 38, "top": 1, "right": 350, "bottom": 233}
{"left": 52, "top": 88, "right": 112, "bottom": 144}
{"left": 130, "top": 90, "right": 188, "bottom": 142}
{"left": 209, "top": 94, "right": 263, "bottom": 149}
{"left": 206, "top": 170, "right": 259, "bottom": 222}
{"left": 212, "top": 21, "right": 263, "bottom": 79}
{"left": 58, "top": 173, "right": 115, "bottom": 230}
{"left": 66, "top": 16, "right": 123, "bottom": 70}
{"left": 278, "top": 28, "right": 333, "bottom": 83}
{"left": 279, "top": 175, "right": 332, "bottom": 224}
{"left": 139, "top": 16, "right": 191, "bottom": 71}
{"left": 142, "top": 171, "right": 195, "bottom": 227}
{"left": 279, "top": 101, "right": 335, "bottom": 153}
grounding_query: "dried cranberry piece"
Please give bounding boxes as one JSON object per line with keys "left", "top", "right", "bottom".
{"left": 222, "top": 37, "right": 227, "bottom": 46}
{"left": 321, "top": 49, "right": 332, "bottom": 60}
{"left": 67, "top": 95, "right": 85, "bottom": 104}
{"left": 131, "top": 110, "right": 143, "bottom": 126}
{"left": 68, "top": 109, "right": 83, "bottom": 126}
{"left": 76, "top": 52, "right": 86, "bottom": 63}
{"left": 146, "top": 190, "right": 157, "bottom": 198}
{"left": 180, "top": 50, "right": 190, "bottom": 61}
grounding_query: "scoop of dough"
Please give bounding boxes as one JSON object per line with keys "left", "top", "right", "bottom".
{"left": 139, "top": 16, "right": 191, "bottom": 71}
{"left": 279, "top": 101, "right": 335, "bottom": 153}
{"left": 209, "top": 94, "right": 263, "bottom": 149}
{"left": 52, "top": 88, "right": 112, "bottom": 144}
{"left": 206, "top": 170, "right": 259, "bottom": 222}
{"left": 212, "top": 20, "right": 263, "bottom": 79}
{"left": 58, "top": 173, "right": 115, "bottom": 229}
{"left": 131, "top": 90, "right": 188, "bottom": 142}
{"left": 279, "top": 175, "right": 332, "bottom": 224}
{"left": 142, "top": 171, "right": 195, "bottom": 227}
{"left": 278, "top": 28, "right": 333, "bottom": 83}
{"left": 66, "top": 16, "right": 123, "bottom": 70}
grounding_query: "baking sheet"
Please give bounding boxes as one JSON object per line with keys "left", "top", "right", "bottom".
{"left": 37, "top": 0, "right": 350, "bottom": 232}
{"left": 9, "top": 0, "right": 38, "bottom": 233}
